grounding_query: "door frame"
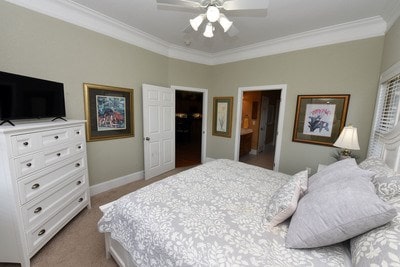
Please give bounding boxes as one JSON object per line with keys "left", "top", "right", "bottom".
{"left": 234, "top": 84, "right": 287, "bottom": 171}
{"left": 172, "top": 85, "right": 208, "bottom": 164}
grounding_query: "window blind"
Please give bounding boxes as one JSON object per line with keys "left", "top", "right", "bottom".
{"left": 368, "top": 73, "right": 400, "bottom": 157}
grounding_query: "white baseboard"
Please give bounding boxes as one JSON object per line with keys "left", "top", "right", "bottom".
{"left": 250, "top": 149, "right": 258, "bottom": 155}
{"left": 90, "top": 170, "right": 144, "bottom": 196}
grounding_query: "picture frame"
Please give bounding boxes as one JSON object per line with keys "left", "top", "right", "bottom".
{"left": 83, "top": 83, "right": 134, "bottom": 142}
{"left": 292, "top": 94, "right": 350, "bottom": 146}
{"left": 212, "top": 96, "right": 233, "bottom": 138}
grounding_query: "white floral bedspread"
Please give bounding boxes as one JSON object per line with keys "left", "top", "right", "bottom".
{"left": 98, "top": 159, "right": 351, "bottom": 267}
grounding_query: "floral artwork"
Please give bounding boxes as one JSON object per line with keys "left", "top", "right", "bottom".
{"left": 96, "top": 95, "right": 127, "bottom": 131}
{"left": 212, "top": 97, "right": 233, "bottom": 138}
{"left": 292, "top": 95, "right": 350, "bottom": 146}
{"left": 217, "top": 102, "right": 228, "bottom": 132}
{"left": 83, "top": 83, "right": 134, "bottom": 141}
{"left": 303, "top": 104, "right": 335, "bottom": 137}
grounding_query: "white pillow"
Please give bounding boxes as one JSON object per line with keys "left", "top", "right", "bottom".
{"left": 264, "top": 170, "right": 308, "bottom": 227}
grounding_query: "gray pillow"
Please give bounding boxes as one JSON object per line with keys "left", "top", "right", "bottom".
{"left": 286, "top": 164, "right": 396, "bottom": 248}
{"left": 350, "top": 196, "right": 400, "bottom": 266}
{"left": 308, "top": 158, "right": 373, "bottom": 192}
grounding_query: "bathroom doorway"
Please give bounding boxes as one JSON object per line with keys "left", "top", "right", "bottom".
{"left": 234, "top": 85, "right": 287, "bottom": 171}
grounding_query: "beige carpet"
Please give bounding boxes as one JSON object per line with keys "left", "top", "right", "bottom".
{"left": 1, "top": 167, "right": 191, "bottom": 267}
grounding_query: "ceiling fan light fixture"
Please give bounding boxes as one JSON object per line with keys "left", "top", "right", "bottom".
{"left": 203, "top": 22, "right": 214, "bottom": 38}
{"left": 218, "top": 14, "right": 233, "bottom": 32}
{"left": 190, "top": 14, "right": 205, "bottom": 31}
{"left": 206, "top": 5, "right": 220, "bottom": 23}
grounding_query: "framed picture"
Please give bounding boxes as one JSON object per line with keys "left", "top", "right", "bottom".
{"left": 292, "top": 94, "right": 350, "bottom": 146}
{"left": 212, "top": 96, "right": 233, "bottom": 138}
{"left": 83, "top": 83, "right": 134, "bottom": 142}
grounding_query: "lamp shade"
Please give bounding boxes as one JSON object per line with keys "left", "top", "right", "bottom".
{"left": 203, "top": 22, "right": 214, "bottom": 38}
{"left": 218, "top": 14, "right": 233, "bottom": 32}
{"left": 333, "top": 125, "right": 360, "bottom": 150}
{"left": 190, "top": 14, "right": 205, "bottom": 31}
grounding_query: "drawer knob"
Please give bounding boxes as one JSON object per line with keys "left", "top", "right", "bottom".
{"left": 54, "top": 135, "right": 59, "bottom": 140}
{"left": 76, "top": 131, "right": 81, "bottom": 135}
{"left": 23, "top": 141, "right": 29, "bottom": 146}
{"left": 78, "top": 145, "right": 82, "bottom": 149}
{"left": 38, "top": 229, "right": 46, "bottom": 236}
{"left": 26, "top": 163, "right": 32, "bottom": 167}
{"left": 76, "top": 180, "right": 82, "bottom": 185}
{"left": 78, "top": 197, "right": 84, "bottom": 202}
{"left": 34, "top": 207, "right": 42, "bottom": 214}
{"left": 31, "top": 183, "right": 40, "bottom": 190}
{"left": 56, "top": 153, "right": 61, "bottom": 157}
{"left": 75, "top": 163, "right": 80, "bottom": 167}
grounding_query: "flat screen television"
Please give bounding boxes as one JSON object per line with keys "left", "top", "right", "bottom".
{"left": 0, "top": 71, "right": 66, "bottom": 125}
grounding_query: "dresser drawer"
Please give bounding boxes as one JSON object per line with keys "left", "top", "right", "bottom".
{"left": 21, "top": 171, "right": 87, "bottom": 229}
{"left": 14, "top": 153, "right": 45, "bottom": 178}
{"left": 13, "top": 141, "right": 86, "bottom": 179}
{"left": 17, "top": 154, "right": 86, "bottom": 205}
{"left": 11, "top": 133, "right": 41, "bottom": 156}
{"left": 43, "top": 141, "right": 86, "bottom": 167}
{"left": 10, "top": 125, "right": 85, "bottom": 157}
{"left": 27, "top": 191, "right": 89, "bottom": 256}
{"left": 70, "top": 125, "right": 85, "bottom": 141}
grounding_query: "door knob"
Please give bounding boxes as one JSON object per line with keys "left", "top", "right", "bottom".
{"left": 145, "top": 137, "right": 150, "bottom": 141}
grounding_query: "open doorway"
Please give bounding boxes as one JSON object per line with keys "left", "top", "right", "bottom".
{"left": 239, "top": 90, "right": 281, "bottom": 169}
{"left": 234, "top": 85, "right": 287, "bottom": 171}
{"left": 175, "top": 90, "right": 203, "bottom": 167}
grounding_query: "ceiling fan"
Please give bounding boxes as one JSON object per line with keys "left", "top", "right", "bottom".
{"left": 156, "top": 0, "right": 269, "bottom": 38}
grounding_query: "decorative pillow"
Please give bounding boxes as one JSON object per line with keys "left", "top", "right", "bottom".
{"left": 264, "top": 170, "right": 308, "bottom": 227}
{"left": 350, "top": 196, "right": 400, "bottom": 267}
{"left": 373, "top": 175, "right": 400, "bottom": 201}
{"left": 359, "top": 157, "right": 397, "bottom": 179}
{"left": 285, "top": 164, "right": 396, "bottom": 249}
{"left": 293, "top": 169, "right": 308, "bottom": 196}
{"left": 308, "top": 158, "right": 373, "bottom": 192}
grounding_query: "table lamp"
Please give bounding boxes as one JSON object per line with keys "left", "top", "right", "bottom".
{"left": 333, "top": 125, "right": 360, "bottom": 158}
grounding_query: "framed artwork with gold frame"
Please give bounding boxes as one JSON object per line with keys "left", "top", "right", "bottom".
{"left": 292, "top": 94, "right": 350, "bottom": 146}
{"left": 83, "top": 83, "right": 134, "bottom": 142}
{"left": 212, "top": 96, "right": 233, "bottom": 138}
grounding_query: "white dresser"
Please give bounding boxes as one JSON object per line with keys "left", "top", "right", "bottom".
{"left": 0, "top": 120, "right": 91, "bottom": 267}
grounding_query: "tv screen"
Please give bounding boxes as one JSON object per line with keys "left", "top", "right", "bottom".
{"left": 0, "top": 71, "right": 66, "bottom": 122}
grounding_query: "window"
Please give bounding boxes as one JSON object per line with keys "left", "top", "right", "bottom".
{"left": 368, "top": 63, "right": 400, "bottom": 157}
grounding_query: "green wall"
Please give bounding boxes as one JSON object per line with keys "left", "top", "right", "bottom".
{"left": 0, "top": 1, "right": 210, "bottom": 185}
{"left": 0, "top": 1, "right": 387, "bottom": 184}
{"left": 208, "top": 39, "right": 384, "bottom": 174}
{"left": 381, "top": 17, "right": 400, "bottom": 72}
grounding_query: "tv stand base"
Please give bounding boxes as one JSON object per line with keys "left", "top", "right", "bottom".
{"left": 52, "top": 117, "right": 67, "bottom": 122}
{"left": 0, "top": 120, "right": 15, "bottom": 126}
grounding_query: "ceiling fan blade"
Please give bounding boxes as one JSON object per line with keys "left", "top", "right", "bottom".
{"left": 227, "top": 24, "right": 239, "bottom": 37}
{"left": 182, "top": 24, "right": 194, "bottom": 34}
{"left": 156, "top": 0, "right": 202, "bottom": 9}
{"left": 222, "top": 0, "right": 269, "bottom": 11}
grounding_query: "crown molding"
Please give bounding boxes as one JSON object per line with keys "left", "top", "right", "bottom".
{"left": 212, "top": 16, "right": 387, "bottom": 65}
{"left": 5, "top": 0, "right": 387, "bottom": 66}
{"left": 384, "top": 1, "right": 400, "bottom": 30}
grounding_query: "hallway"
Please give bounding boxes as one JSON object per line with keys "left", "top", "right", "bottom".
{"left": 239, "top": 145, "right": 275, "bottom": 170}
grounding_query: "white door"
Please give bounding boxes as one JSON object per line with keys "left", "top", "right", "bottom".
{"left": 142, "top": 84, "right": 175, "bottom": 179}
{"left": 258, "top": 96, "right": 269, "bottom": 153}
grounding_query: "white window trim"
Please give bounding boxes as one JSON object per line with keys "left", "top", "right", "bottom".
{"left": 368, "top": 61, "right": 400, "bottom": 157}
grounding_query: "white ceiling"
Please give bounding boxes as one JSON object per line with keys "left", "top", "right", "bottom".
{"left": 7, "top": 0, "right": 400, "bottom": 65}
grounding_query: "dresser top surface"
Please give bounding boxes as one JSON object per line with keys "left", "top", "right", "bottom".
{"left": 0, "top": 120, "right": 86, "bottom": 134}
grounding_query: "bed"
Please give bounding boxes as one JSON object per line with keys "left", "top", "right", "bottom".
{"left": 98, "top": 124, "right": 400, "bottom": 267}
